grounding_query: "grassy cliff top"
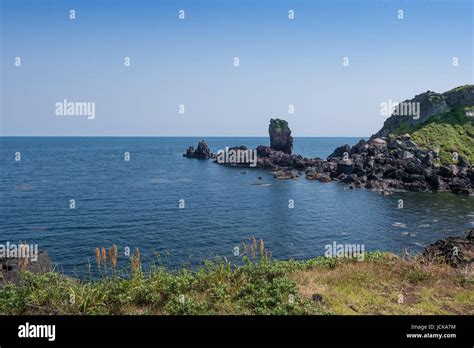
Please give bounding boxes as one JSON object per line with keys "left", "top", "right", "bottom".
{"left": 391, "top": 107, "right": 474, "bottom": 164}
{"left": 447, "top": 84, "right": 473, "bottom": 93}
{"left": 1, "top": 252, "right": 472, "bottom": 315}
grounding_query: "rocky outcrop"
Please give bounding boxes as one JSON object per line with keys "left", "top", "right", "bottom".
{"left": 184, "top": 87, "right": 474, "bottom": 195}
{"left": 1, "top": 251, "right": 52, "bottom": 285}
{"left": 371, "top": 85, "right": 474, "bottom": 140}
{"left": 184, "top": 130, "right": 473, "bottom": 195}
{"left": 183, "top": 140, "right": 212, "bottom": 159}
{"left": 423, "top": 229, "right": 473, "bottom": 267}
{"left": 306, "top": 132, "right": 469, "bottom": 194}
{"left": 442, "top": 85, "right": 474, "bottom": 110}
{"left": 269, "top": 119, "right": 293, "bottom": 155}
{"left": 322, "top": 133, "right": 473, "bottom": 195}
{"left": 328, "top": 144, "right": 351, "bottom": 159}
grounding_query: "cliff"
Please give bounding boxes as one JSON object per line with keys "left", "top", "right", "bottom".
{"left": 371, "top": 85, "right": 474, "bottom": 140}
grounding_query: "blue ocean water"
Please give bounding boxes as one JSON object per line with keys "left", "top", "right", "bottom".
{"left": 1, "top": 137, "right": 473, "bottom": 276}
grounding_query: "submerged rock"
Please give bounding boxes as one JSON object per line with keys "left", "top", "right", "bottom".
{"left": 273, "top": 170, "right": 298, "bottom": 179}
{"left": 306, "top": 172, "right": 332, "bottom": 182}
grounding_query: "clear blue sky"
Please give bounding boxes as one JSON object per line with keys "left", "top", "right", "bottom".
{"left": 1, "top": 0, "right": 472, "bottom": 136}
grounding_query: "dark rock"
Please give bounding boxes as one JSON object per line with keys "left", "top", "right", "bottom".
{"left": 1, "top": 251, "right": 52, "bottom": 285}
{"left": 457, "top": 155, "right": 470, "bottom": 167}
{"left": 336, "top": 160, "right": 354, "bottom": 175}
{"left": 342, "top": 174, "right": 359, "bottom": 183}
{"left": 398, "top": 149, "right": 414, "bottom": 160}
{"left": 365, "top": 180, "right": 383, "bottom": 191}
{"left": 388, "top": 139, "right": 403, "bottom": 150}
{"left": 257, "top": 157, "right": 280, "bottom": 171}
{"left": 405, "top": 180, "right": 430, "bottom": 192}
{"left": 385, "top": 169, "right": 408, "bottom": 181}
{"left": 428, "top": 175, "right": 449, "bottom": 191}
{"left": 328, "top": 144, "right": 351, "bottom": 159}
{"left": 438, "top": 165, "right": 458, "bottom": 178}
{"left": 351, "top": 139, "right": 368, "bottom": 154}
{"left": 468, "top": 168, "right": 474, "bottom": 184}
{"left": 405, "top": 140, "right": 418, "bottom": 148}
{"left": 423, "top": 229, "right": 474, "bottom": 267}
{"left": 256, "top": 145, "right": 272, "bottom": 158}
{"left": 269, "top": 119, "right": 293, "bottom": 155}
{"left": 451, "top": 187, "right": 471, "bottom": 195}
{"left": 422, "top": 152, "right": 435, "bottom": 166}
{"left": 407, "top": 174, "right": 425, "bottom": 183}
{"left": 183, "top": 140, "right": 212, "bottom": 159}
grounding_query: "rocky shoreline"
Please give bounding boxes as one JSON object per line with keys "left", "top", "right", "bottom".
{"left": 184, "top": 119, "right": 473, "bottom": 196}
{"left": 1, "top": 231, "right": 472, "bottom": 285}
{"left": 184, "top": 86, "right": 474, "bottom": 196}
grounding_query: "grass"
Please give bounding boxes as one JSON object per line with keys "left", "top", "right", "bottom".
{"left": 1, "top": 248, "right": 472, "bottom": 315}
{"left": 391, "top": 108, "right": 474, "bottom": 164}
{"left": 292, "top": 254, "right": 473, "bottom": 315}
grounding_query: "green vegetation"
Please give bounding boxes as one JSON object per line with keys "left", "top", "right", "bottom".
{"left": 269, "top": 118, "right": 289, "bottom": 134}
{"left": 448, "top": 85, "right": 472, "bottom": 93}
{"left": 1, "top": 251, "right": 472, "bottom": 315}
{"left": 391, "top": 108, "right": 474, "bottom": 164}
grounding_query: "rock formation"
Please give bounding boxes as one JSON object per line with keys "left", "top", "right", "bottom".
{"left": 1, "top": 251, "right": 52, "bottom": 285}
{"left": 423, "top": 229, "right": 473, "bottom": 267}
{"left": 371, "top": 85, "right": 474, "bottom": 140}
{"left": 183, "top": 86, "right": 473, "bottom": 194}
{"left": 183, "top": 140, "right": 212, "bottom": 159}
{"left": 269, "top": 118, "right": 293, "bottom": 155}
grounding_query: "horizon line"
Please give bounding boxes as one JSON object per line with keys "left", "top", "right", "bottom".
{"left": 0, "top": 135, "right": 368, "bottom": 138}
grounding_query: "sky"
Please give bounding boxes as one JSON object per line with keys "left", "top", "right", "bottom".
{"left": 1, "top": 0, "right": 472, "bottom": 136}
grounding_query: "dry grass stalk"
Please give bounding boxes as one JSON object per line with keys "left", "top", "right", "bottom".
{"left": 101, "top": 247, "right": 107, "bottom": 268}
{"left": 95, "top": 247, "right": 101, "bottom": 272}
{"left": 131, "top": 248, "right": 141, "bottom": 273}
{"left": 259, "top": 239, "right": 264, "bottom": 257}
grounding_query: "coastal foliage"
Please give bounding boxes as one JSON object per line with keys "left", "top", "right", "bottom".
{"left": 0, "top": 251, "right": 472, "bottom": 315}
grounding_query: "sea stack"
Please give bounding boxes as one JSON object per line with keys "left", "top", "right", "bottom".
{"left": 269, "top": 118, "right": 293, "bottom": 155}
{"left": 183, "top": 140, "right": 212, "bottom": 159}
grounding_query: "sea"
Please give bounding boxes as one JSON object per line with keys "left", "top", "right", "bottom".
{"left": 1, "top": 137, "right": 473, "bottom": 276}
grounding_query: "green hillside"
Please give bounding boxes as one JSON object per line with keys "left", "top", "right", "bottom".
{"left": 391, "top": 107, "right": 474, "bottom": 164}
